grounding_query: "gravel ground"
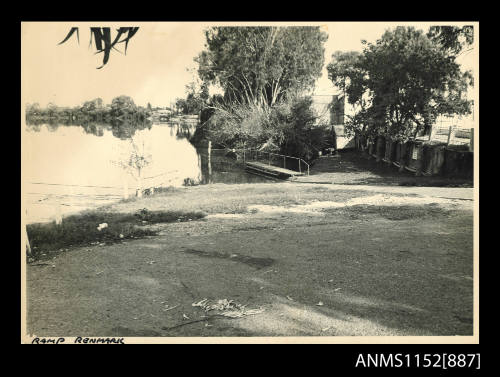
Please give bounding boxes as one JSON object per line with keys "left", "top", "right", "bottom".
{"left": 25, "top": 182, "right": 474, "bottom": 338}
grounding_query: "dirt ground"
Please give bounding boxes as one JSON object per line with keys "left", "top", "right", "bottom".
{"left": 24, "top": 151, "right": 475, "bottom": 339}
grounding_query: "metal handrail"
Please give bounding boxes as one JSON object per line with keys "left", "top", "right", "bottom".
{"left": 241, "top": 149, "right": 310, "bottom": 176}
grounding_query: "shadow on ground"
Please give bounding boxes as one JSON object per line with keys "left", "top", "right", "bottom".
{"left": 26, "top": 196, "right": 473, "bottom": 338}
{"left": 302, "top": 150, "right": 472, "bottom": 187}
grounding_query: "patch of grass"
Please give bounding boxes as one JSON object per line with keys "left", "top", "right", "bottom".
{"left": 134, "top": 208, "right": 205, "bottom": 222}
{"left": 106, "top": 183, "right": 384, "bottom": 216}
{"left": 324, "top": 204, "right": 452, "bottom": 221}
{"left": 27, "top": 209, "right": 206, "bottom": 260}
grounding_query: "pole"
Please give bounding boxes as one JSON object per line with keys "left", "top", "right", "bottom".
{"left": 446, "top": 126, "right": 453, "bottom": 145}
{"left": 25, "top": 226, "right": 31, "bottom": 255}
{"left": 283, "top": 156, "right": 286, "bottom": 169}
{"left": 469, "top": 128, "right": 474, "bottom": 152}
{"left": 208, "top": 140, "right": 212, "bottom": 183}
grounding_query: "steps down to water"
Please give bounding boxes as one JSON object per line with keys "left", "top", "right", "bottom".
{"left": 245, "top": 161, "right": 305, "bottom": 179}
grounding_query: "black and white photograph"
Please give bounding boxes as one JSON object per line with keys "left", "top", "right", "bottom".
{"left": 21, "top": 21, "right": 478, "bottom": 344}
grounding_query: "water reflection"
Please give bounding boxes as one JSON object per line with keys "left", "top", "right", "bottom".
{"left": 24, "top": 119, "right": 270, "bottom": 223}
{"left": 24, "top": 120, "right": 198, "bottom": 223}
{"left": 26, "top": 118, "right": 154, "bottom": 140}
{"left": 197, "top": 148, "right": 271, "bottom": 185}
{"left": 176, "top": 122, "right": 194, "bottom": 140}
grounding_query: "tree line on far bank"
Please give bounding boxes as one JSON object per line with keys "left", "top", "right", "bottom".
{"left": 25, "top": 95, "right": 152, "bottom": 125}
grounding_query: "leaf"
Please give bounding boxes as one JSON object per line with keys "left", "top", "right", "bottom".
{"left": 124, "top": 27, "right": 139, "bottom": 55}
{"left": 109, "top": 27, "right": 128, "bottom": 54}
{"left": 92, "top": 27, "right": 139, "bottom": 69}
{"left": 58, "top": 27, "right": 79, "bottom": 45}
{"left": 97, "top": 28, "right": 112, "bottom": 69}
{"left": 91, "top": 28, "right": 103, "bottom": 51}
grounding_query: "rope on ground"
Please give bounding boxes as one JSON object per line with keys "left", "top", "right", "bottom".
{"left": 142, "top": 170, "right": 179, "bottom": 180}
{"left": 27, "top": 169, "right": 181, "bottom": 188}
{"left": 27, "top": 182, "right": 123, "bottom": 189}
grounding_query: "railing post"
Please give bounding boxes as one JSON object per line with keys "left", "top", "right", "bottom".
{"left": 469, "top": 128, "right": 474, "bottom": 152}
{"left": 268, "top": 153, "right": 271, "bottom": 166}
{"left": 283, "top": 156, "right": 286, "bottom": 169}
{"left": 298, "top": 159, "right": 301, "bottom": 174}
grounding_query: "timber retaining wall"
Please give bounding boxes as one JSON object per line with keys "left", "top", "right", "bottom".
{"left": 354, "top": 135, "right": 473, "bottom": 179}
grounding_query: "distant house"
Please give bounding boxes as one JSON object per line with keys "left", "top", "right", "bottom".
{"left": 330, "top": 95, "right": 345, "bottom": 125}
{"left": 311, "top": 95, "right": 335, "bottom": 126}
{"left": 153, "top": 109, "right": 174, "bottom": 122}
{"left": 156, "top": 109, "right": 173, "bottom": 116}
{"left": 311, "top": 94, "right": 355, "bottom": 150}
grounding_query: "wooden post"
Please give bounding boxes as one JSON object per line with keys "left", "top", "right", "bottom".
{"left": 283, "top": 156, "right": 286, "bottom": 169}
{"left": 376, "top": 137, "right": 382, "bottom": 162}
{"left": 54, "top": 204, "right": 62, "bottom": 225}
{"left": 446, "top": 126, "right": 453, "bottom": 145}
{"left": 25, "top": 226, "right": 31, "bottom": 255}
{"left": 298, "top": 159, "right": 301, "bottom": 174}
{"left": 208, "top": 140, "right": 212, "bottom": 183}
{"left": 469, "top": 128, "right": 474, "bottom": 152}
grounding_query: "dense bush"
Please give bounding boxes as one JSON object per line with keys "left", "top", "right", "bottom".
{"left": 203, "top": 96, "right": 330, "bottom": 161}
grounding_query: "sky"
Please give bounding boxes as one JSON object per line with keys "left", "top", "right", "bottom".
{"left": 21, "top": 22, "right": 477, "bottom": 109}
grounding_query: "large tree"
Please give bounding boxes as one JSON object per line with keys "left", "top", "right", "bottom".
{"left": 110, "top": 95, "right": 138, "bottom": 118}
{"left": 196, "top": 26, "right": 328, "bottom": 106}
{"left": 427, "top": 25, "right": 474, "bottom": 56}
{"left": 327, "top": 26, "right": 473, "bottom": 140}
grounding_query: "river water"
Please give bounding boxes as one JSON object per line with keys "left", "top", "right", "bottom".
{"left": 23, "top": 121, "right": 269, "bottom": 224}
